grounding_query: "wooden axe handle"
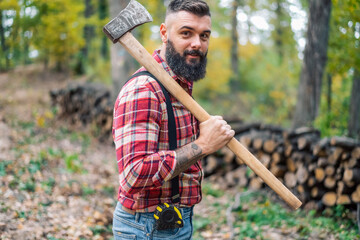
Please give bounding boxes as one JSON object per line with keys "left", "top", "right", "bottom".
{"left": 118, "top": 32, "right": 302, "bottom": 210}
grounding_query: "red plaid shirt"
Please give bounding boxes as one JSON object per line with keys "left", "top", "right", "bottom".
{"left": 113, "top": 50, "right": 202, "bottom": 212}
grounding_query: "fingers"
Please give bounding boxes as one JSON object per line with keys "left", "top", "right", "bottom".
{"left": 211, "top": 116, "right": 235, "bottom": 138}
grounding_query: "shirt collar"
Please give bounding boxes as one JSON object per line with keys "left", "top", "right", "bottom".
{"left": 152, "top": 50, "right": 193, "bottom": 93}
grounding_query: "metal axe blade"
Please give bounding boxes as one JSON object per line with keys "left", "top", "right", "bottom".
{"left": 103, "top": 0, "right": 153, "bottom": 43}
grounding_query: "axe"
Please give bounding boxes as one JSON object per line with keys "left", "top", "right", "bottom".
{"left": 103, "top": 0, "right": 302, "bottom": 210}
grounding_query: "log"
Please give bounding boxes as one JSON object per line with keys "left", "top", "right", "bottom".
{"left": 343, "top": 158, "right": 359, "bottom": 168}
{"left": 296, "top": 164, "right": 309, "bottom": 185}
{"left": 351, "top": 191, "right": 360, "bottom": 203}
{"left": 203, "top": 155, "right": 221, "bottom": 176}
{"left": 284, "top": 172, "right": 297, "bottom": 188}
{"left": 263, "top": 139, "right": 278, "bottom": 153}
{"left": 351, "top": 185, "right": 360, "bottom": 203}
{"left": 297, "top": 134, "right": 320, "bottom": 151}
{"left": 249, "top": 177, "right": 263, "bottom": 190}
{"left": 259, "top": 153, "right": 271, "bottom": 168}
{"left": 315, "top": 168, "right": 325, "bottom": 182}
{"left": 271, "top": 151, "right": 283, "bottom": 165}
{"left": 317, "top": 157, "right": 328, "bottom": 168}
{"left": 233, "top": 167, "right": 248, "bottom": 187}
{"left": 331, "top": 136, "right": 359, "bottom": 149}
{"left": 328, "top": 147, "right": 343, "bottom": 165}
{"left": 352, "top": 147, "right": 360, "bottom": 159}
{"left": 253, "top": 138, "right": 263, "bottom": 151}
{"left": 284, "top": 127, "right": 320, "bottom": 140}
{"left": 343, "top": 168, "right": 360, "bottom": 182}
{"left": 239, "top": 135, "right": 252, "bottom": 148}
{"left": 307, "top": 177, "right": 316, "bottom": 187}
{"left": 284, "top": 144, "right": 293, "bottom": 157}
{"left": 324, "top": 177, "right": 336, "bottom": 189}
{"left": 322, "top": 192, "right": 337, "bottom": 207}
{"left": 270, "top": 165, "right": 287, "bottom": 178}
{"left": 337, "top": 181, "right": 355, "bottom": 195}
{"left": 304, "top": 200, "right": 323, "bottom": 211}
{"left": 311, "top": 187, "right": 326, "bottom": 199}
{"left": 313, "top": 138, "right": 330, "bottom": 157}
{"left": 324, "top": 165, "right": 335, "bottom": 176}
{"left": 232, "top": 122, "right": 261, "bottom": 135}
{"left": 336, "top": 195, "right": 351, "bottom": 205}
{"left": 286, "top": 157, "right": 297, "bottom": 173}
{"left": 220, "top": 147, "right": 235, "bottom": 164}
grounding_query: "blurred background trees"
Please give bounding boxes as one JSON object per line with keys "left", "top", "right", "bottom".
{"left": 0, "top": 0, "right": 359, "bottom": 139}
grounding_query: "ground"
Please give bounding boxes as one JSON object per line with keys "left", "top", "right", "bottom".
{"left": 0, "top": 65, "right": 358, "bottom": 240}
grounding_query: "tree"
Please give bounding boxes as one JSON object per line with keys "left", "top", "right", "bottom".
{"left": 348, "top": 70, "right": 360, "bottom": 139}
{"left": 292, "top": 0, "right": 332, "bottom": 128}
{"left": 326, "top": 0, "right": 360, "bottom": 138}
{"left": 230, "top": 0, "right": 240, "bottom": 91}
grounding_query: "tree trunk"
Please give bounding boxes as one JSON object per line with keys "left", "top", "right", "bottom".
{"left": 274, "top": 0, "right": 284, "bottom": 63}
{"left": 348, "top": 69, "right": 360, "bottom": 139}
{"left": 83, "top": 0, "right": 94, "bottom": 59}
{"left": 230, "top": 0, "right": 240, "bottom": 91}
{"left": 109, "top": 0, "right": 137, "bottom": 101}
{"left": 292, "top": 0, "right": 332, "bottom": 128}
{"left": 327, "top": 73, "right": 332, "bottom": 114}
{"left": 0, "top": 11, "right": 7, "bottom": 71}
{"left": 99, "top": 0, "right": 109, "bottom": 59}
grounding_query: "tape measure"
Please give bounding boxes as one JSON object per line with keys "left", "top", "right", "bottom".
{"left": 153, "top": 203, "right": 184, "bottom": 230}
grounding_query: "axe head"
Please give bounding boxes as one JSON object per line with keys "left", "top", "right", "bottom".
{"left": 103, "top": 0, "right": 153, "bottom": 43}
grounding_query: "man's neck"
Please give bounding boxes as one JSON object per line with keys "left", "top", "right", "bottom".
{"left": 159, "top": 44, "right": 167, "bottom": 62}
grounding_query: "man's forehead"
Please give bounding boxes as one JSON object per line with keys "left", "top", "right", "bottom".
{"left": 165, "top": 11, "right": 211, "bottom": 29}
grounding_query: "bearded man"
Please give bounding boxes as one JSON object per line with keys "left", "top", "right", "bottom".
{"left": 112, "top": 0, "right": 234, "bottom": 239}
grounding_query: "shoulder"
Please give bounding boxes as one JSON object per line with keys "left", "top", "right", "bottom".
{"left": 122, "top": 73, "right": 162, "bottom": 96}
{"left": 115, "top": 73, "right": 165, "bottom": 109}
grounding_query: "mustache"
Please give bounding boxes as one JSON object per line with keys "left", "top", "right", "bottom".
{"left": 183, "top": 49, "right": 206, "bottom": 58}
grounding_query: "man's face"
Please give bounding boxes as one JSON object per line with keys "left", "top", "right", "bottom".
{"left": 161, "top": 11, "right": 211, "bottom": 81}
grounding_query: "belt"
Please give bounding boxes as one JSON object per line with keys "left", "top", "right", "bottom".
{"left": 121, "top": 205, "right": 136, "bottom": 215}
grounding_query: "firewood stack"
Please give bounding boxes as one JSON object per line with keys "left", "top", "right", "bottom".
{"left": 203, "top": 122, "right": 360, "bottom": 211}
{"left": 49, "top": 82, "right": 113, "bottom": 137}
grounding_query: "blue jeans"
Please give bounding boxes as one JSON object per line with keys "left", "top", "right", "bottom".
{"left": 112, "top": 202, "right": 194, "bottom": 240}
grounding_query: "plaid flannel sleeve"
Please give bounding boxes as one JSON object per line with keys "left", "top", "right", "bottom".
{"left": 113, "top": 79, "right": 177, "bottom": 195}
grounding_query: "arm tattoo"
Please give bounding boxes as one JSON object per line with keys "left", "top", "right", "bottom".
{"left": 172, "top": 143, "right": 206, "bottom": 178}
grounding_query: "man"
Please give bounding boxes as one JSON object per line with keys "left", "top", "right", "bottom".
{"left": 112, "top": 0, "right": 234, "bottom": 239}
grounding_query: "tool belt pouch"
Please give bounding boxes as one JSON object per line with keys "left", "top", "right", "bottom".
{"left": 153, "top": 203, "right": 184, "bottom": 230}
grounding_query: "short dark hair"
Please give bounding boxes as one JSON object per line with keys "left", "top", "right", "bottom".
{"left": 166, "top": 0, "right": 211, "bottom": 17}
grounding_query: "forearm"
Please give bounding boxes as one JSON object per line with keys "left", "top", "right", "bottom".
{"left": 172, "top": 141, "right": 206, "bottom": 178}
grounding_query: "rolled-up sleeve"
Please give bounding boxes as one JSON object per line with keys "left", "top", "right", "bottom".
{"left": 113, "top": 79, "right": 177, "bottom": 195}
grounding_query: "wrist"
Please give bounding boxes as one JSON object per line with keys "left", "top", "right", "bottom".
{"left": 194, "top": 139, "right": 210, "bottom": 156}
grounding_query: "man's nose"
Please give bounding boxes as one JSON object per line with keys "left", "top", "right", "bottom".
{"left": 190, "top": 36, "right": 201, "bottom": 49}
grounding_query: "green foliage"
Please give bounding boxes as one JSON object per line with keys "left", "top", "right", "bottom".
{"left": 315, "top": 73, "right": 352, "bottom": 137}
{"left": 64, "top": 153, "right": 84, "bottom": 173}
{"left": 201, "top": 182, "right": 225, "bottom": 198}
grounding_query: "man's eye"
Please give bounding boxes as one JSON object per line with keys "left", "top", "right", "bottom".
{"left": 201, "top": 34, "right": 210, "bottom": 40}
{"left": 181, "top": 31, "right": 190, "bottom": 37}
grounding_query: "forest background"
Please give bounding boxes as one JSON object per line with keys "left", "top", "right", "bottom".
{"left": 0, "top": 0, "right": 359, "bottom": 138}
{"left": 1, "top": 0, "right": 360, "bottom": 239}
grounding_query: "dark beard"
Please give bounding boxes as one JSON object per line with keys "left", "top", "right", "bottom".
{"left": 165, "top": 40, "right": 207, "bottom": 82}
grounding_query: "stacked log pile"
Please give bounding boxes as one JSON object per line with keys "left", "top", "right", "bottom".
{"left": 203, "top": 123, "right": 360, "bottom": 211}
{"left": 50, "top": 82, "right": 113, "bottom": 137}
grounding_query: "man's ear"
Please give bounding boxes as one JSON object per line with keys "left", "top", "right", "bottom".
{"left": 160, "top": 23, "right": 168, "bottom": 43}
